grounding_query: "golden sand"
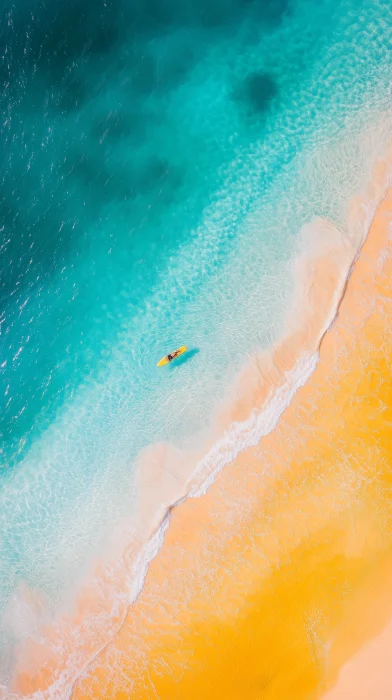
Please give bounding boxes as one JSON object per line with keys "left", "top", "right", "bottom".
{"left": 71, "top": 186, "right": 392, "bottom": 697}
{"left": 11, "top": 166, "right": 392, "bottom": 698}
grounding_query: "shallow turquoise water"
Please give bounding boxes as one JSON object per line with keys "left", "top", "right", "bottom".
{"left": 0, "top": 0, "right": 392, "bottom": 687}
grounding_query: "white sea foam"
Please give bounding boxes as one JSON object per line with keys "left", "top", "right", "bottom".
{"left": 2, "top": 0, "right": 392, "bottom": 692}
{"left": 188, "top": 353, "right": 319, "bottom": 499}
{"left": 5, "top": 348, "right": 320, "bottom": 700}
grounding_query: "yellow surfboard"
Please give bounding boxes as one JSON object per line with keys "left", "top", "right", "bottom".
{"left": 157, "top": 345, "right": 187, "bottom": 367}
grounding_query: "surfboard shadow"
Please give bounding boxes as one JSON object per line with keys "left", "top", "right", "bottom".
{"left": 168, "top": 347, "right": 199, "bottom": 369}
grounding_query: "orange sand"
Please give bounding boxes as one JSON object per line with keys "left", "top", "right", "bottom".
{"left": 11, "top": 165, "right": 392, "bottom": 698}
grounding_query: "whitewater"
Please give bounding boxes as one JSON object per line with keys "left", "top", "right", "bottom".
{"left": 1, "top": 0, "right": 392, "bottom": 694}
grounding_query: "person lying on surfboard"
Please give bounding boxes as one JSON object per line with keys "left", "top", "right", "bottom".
{"left": 167, "top": 349, "right": 181, "bottom": 362}
{"left": 157, "top": 346, "right": 187, "bottom": 367}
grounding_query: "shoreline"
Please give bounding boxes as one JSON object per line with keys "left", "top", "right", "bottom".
{"left": 322, "top": 614, "right": 392, "bottom": 699}
{"left": 8, "top": 158, "right": 392, "bottom": 698}
{"left": 70, "top": 169, "right": 392, "bottom": 697}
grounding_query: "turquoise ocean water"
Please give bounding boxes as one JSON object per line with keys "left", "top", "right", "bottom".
{"left": 0, "top": 0, "right": 392, "bottom": 688}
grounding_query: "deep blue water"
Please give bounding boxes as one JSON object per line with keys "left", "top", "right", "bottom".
{"left": 0, "top": 0, "right": 294, "bottom": 465}
{"left": 0, "top": 0, "right": 392, "bottom": 687}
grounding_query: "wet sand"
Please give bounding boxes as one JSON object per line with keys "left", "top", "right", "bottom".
{"left": 323, "top": 615, "right": 392, "bottom": 700}
{"left": 11, "top": 162, "right": 392, "bottom": 698}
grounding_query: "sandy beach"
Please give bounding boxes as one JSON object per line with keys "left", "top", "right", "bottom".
{"left": 323, "top": 615, "right": 392, "bottom": 700}
{"left": 11, "top": 162, "right": 392, "bottom": 699}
